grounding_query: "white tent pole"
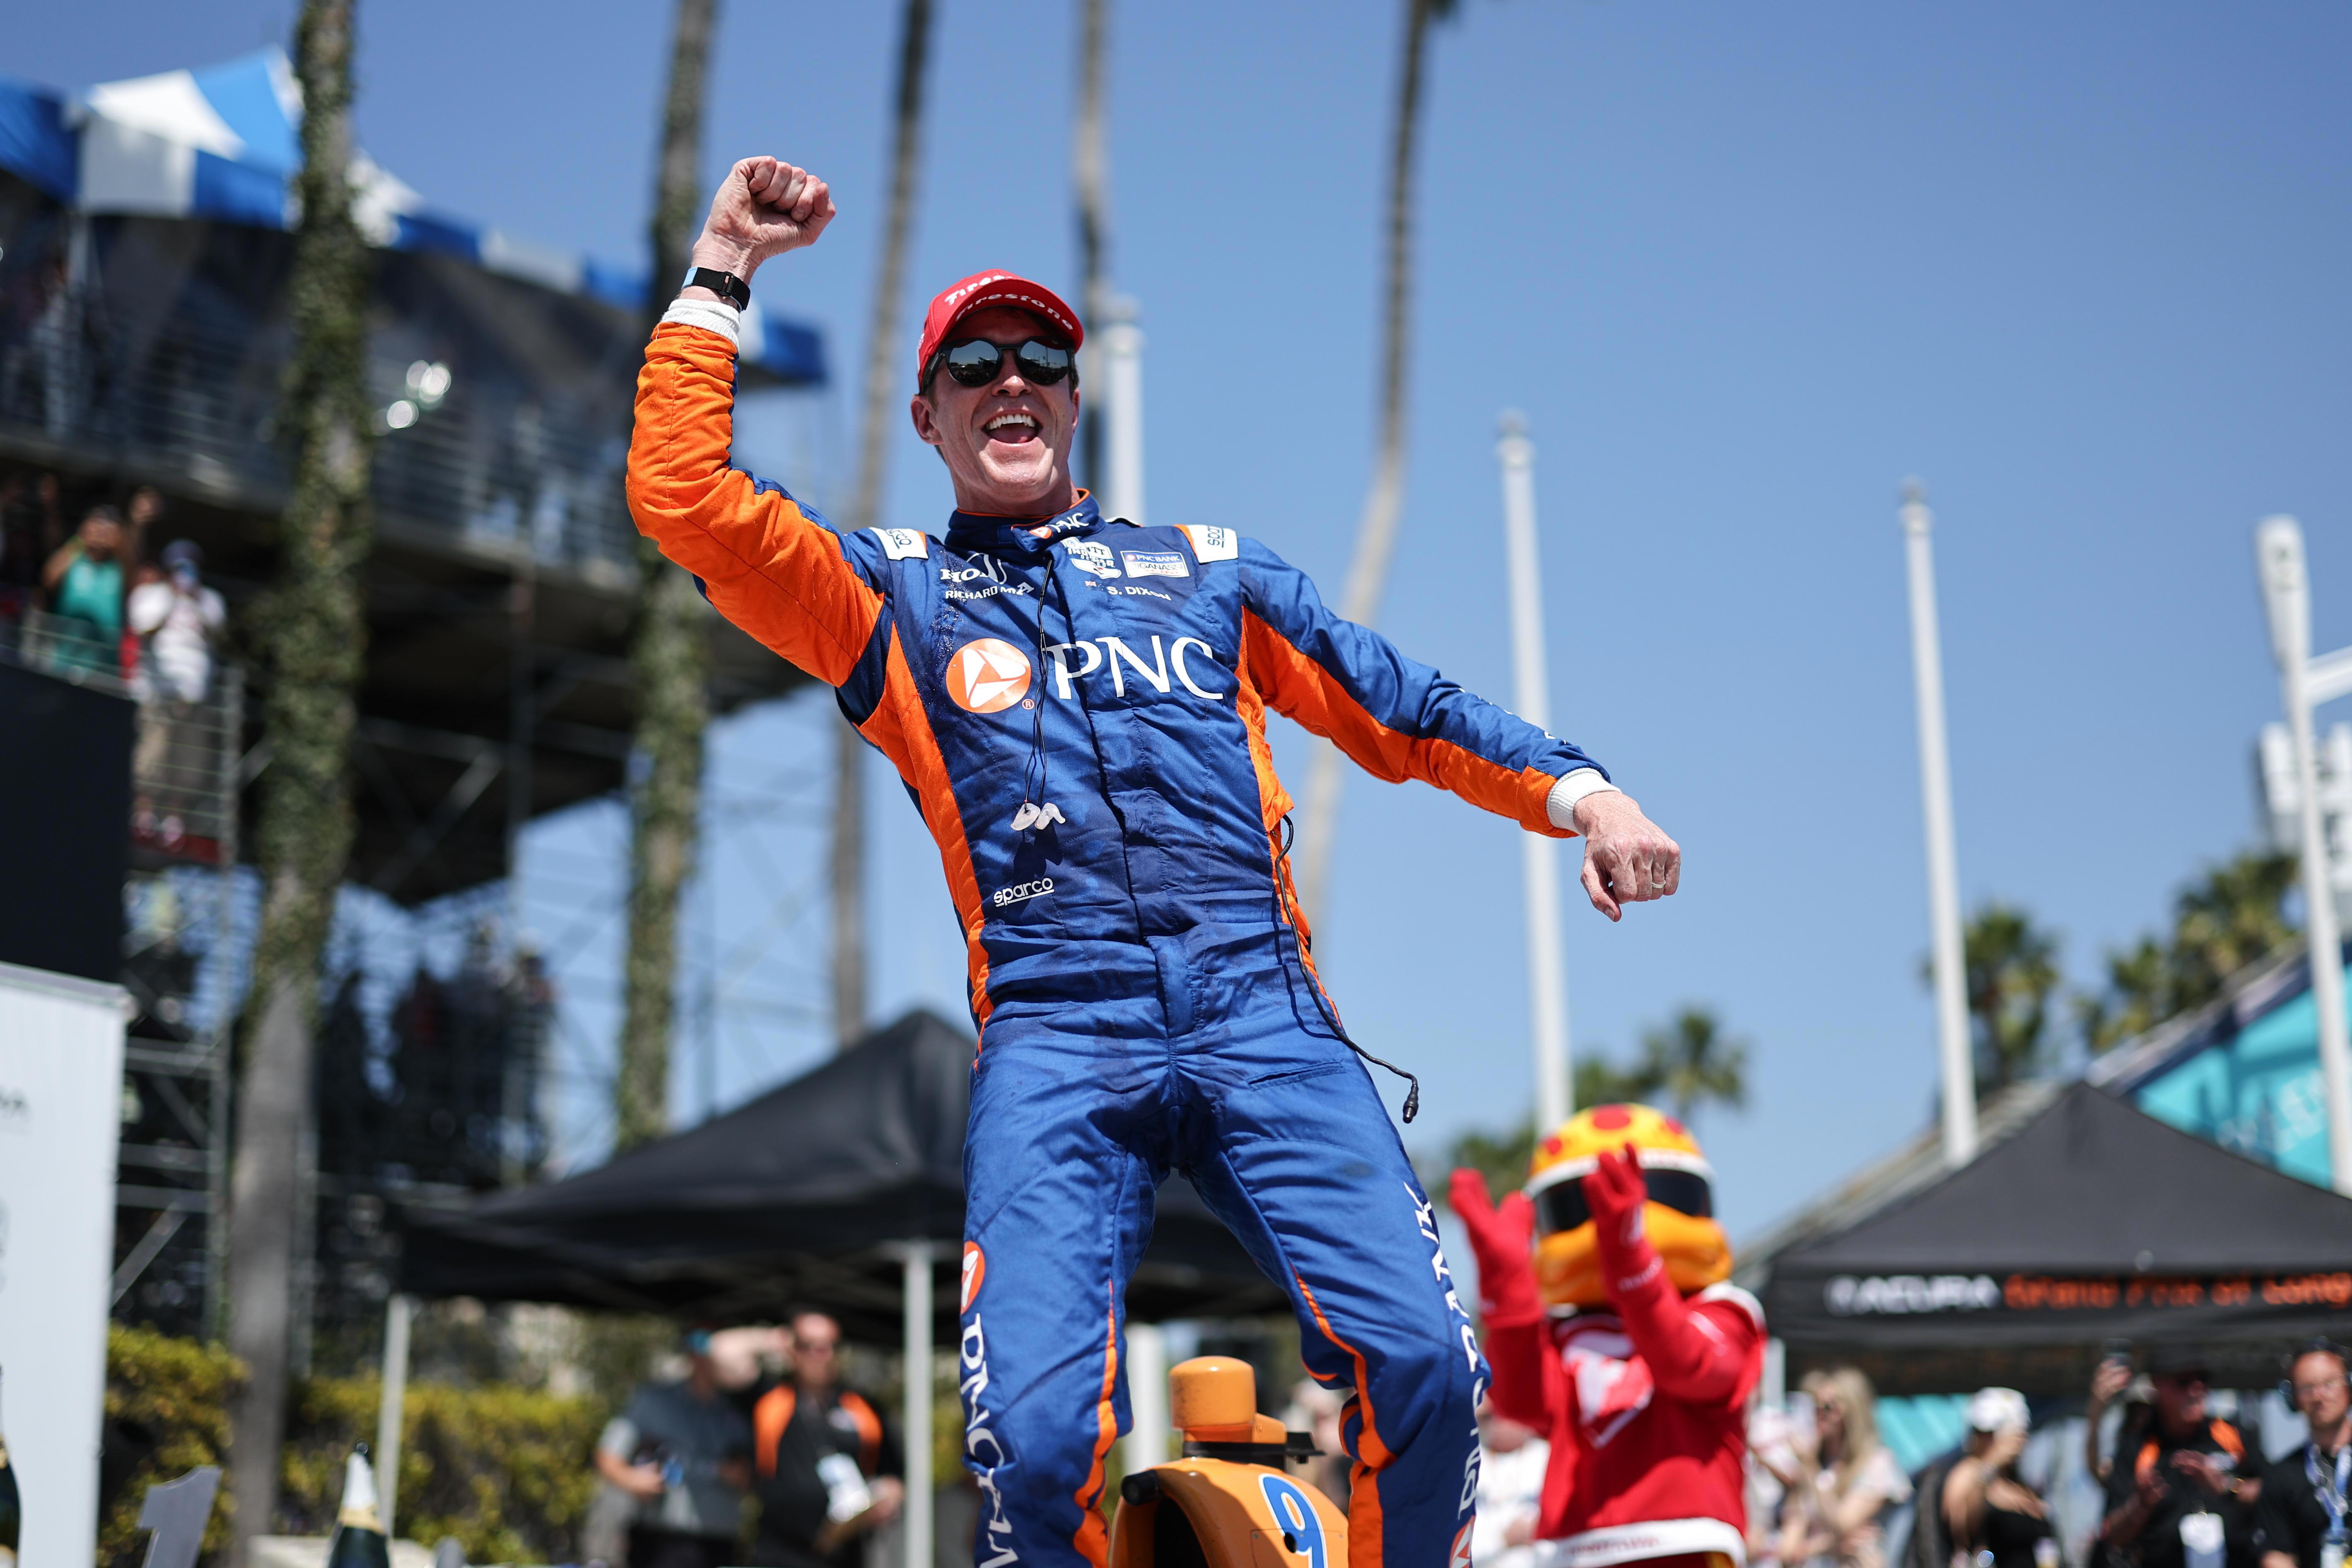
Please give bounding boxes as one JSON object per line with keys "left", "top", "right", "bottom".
{"left": 900, "top": 1243, "right": 936, "bottom": 1568}
{"left": 1098, "top": 299, "right": 1146, "bottom": 526}
{"left": 1900, "top": 482, "right": 1978, "bottom": 1165}
{"left": 1121, "top": 1322, "right": 1169, "bottom": 1474}
{"left": 1497, "top": 413, "right": 1572, "bottom": 1129}
{"left": 375, "top": 1292, "right": 414, "bottom": 1538}
{"left": 2255, "top": 517, "right": 2352, "bottom": 1195}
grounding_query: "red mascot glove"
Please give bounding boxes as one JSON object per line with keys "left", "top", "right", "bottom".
{"left": 1582, "top": 1146, "right": 1750, "bottom": 1403}
{"left": 1585, "top": 1146, "right": 1664, "bottom": 1295}
{"left": 1447, "top": 1168, "right": 1544, "bottom": 1326}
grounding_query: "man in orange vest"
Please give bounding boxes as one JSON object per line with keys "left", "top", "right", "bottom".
{"left": 2100, "top": 1346, "right": 2260, "bottom": 1568}
{"left": 747, "top": 1312, "right": 904, "bottom": 1568}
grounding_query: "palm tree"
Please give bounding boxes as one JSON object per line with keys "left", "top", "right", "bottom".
{"left": 2078, "top": 849, "right": 2298, "bottom": 1052}
{"left": 2077, "top": 935, "right": 2171, "bottom": 1055}
{"left": 226, "top": 0, "right": 374, "bottom": 1554}
{"left": 1294, "top": 0, "right": 1462, "bottom": 924}
{"left": 1945, "top": 902, "right": 2060, "bottom": 1092}
{"left": 2168, "top": 848, "right": 2299, "bottom": 1006}
{"left": 833, "top": 0, "right": 937, "bottom": 1050}
{"left": 1634, "top": 1006, "right": 1750, "bottom": 1123}
{"left": 616, "top": 0, "right": 721, "bottom": 1151}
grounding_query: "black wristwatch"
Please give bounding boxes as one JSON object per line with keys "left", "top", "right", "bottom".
{"left": 684, "top": 266, "right": 751, "bottom": 310}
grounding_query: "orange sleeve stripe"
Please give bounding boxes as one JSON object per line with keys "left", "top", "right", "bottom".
{"left": 840, "top": 1391, "right": 885, "bottom": 1474}
{"left": 754, "top": 1385, "right": 796, "bottom": 1477}
{"left": 1297, "top": 1275, "right": 1389, "bottom": 1568}
{"left": 626, "top": 323, "right": 885, "bottom": 685}
{"left": 855, "top": 631, "right": 994, "bottom": 1032}
{"left": 1070, "top": 1289, "right": 1121, "bottom": 1568}
{"left": 1241, "top": 611, "right": 1570, "bottom": 839}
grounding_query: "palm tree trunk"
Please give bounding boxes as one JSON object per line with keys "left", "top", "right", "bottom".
{"left": 616, "top": 0, "right": 720, "bottom": 1150}
{"left": 1295, "top": 0, "right": 1438, "bottom": 926}
{"left": 834, "top": 0, "right": 936, "bottom": 1050}
{"left": 225, "top": 0, "right": 373, "bottom": 1555}
{"left": 1073, "top": 0, "right": 1112, "bottom": 488}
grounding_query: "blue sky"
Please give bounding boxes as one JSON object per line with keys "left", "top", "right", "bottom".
{"left": 18, "top": 1, "right": 2352, "bottom": 1239}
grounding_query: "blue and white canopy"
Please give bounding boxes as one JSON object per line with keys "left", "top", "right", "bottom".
{"left": 0, "top": 50, "right": 822, "bottom": 382}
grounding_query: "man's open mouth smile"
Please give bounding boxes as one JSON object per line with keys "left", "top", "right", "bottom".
{"left": 983, "top": 410, "right": 1041, "bottom": 445}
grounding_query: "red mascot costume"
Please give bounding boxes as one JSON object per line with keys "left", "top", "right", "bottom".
{"left": 1451, "top": 1103, "right": 1764, "bottom": 1568}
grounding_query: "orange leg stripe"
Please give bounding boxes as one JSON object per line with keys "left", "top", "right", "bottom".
{"left": 1071, "top": 1287, "right": 1121, "bottom": 1568}
{"left": 1296, "top": 1274, "right": 1389, "bottom": 1568}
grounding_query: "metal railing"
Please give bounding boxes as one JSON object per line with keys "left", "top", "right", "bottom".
{"left": 0, "top": 607, "right": 244, "bottom": 864}
{"left": 0, "top": 243, "right": 646, "bottom": 584}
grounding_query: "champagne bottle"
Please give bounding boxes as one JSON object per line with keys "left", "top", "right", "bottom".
{"left": 0, "top": 1365, "right": 20, "bottom": 1568}
{"left": 325, "top": 1444, "right": 391, "bottom": 1568}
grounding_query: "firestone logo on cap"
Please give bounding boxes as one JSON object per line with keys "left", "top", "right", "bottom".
{"left": 918, "top": 270, "right": 1084, "bottom": 382}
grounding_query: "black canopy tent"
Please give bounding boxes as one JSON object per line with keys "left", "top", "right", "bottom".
{"left": 398, "top": 1009, "right": 1288, "bottom": 1337}
{"left": 397, "top": 1010, "right": 1289, "bottom": 1568}
{"left": 1760, "top": 1083, "right": 2352, "bottom": 1395}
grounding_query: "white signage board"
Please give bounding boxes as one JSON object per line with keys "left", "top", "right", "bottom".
{"left": 0, "top": 959, "right": 128, "bottom": 1568}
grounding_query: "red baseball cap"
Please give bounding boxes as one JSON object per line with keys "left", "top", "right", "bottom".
{"left": 916, "top": 270, "right": 1084, "bottom": 386}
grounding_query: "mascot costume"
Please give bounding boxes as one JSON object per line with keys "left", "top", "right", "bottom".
{"left": 1451, "top": 1103, "right": 1765, "bottom": 1568}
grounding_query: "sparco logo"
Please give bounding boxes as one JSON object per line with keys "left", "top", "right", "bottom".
{"left": 991, "top": 878, "right": 1055, "bottom": 907}
{"left": 1825, "top": 1274, "right": 2001, "bottom": 1316}
{"left": 962, "top": 1316, "right": 1020, "bottom": 1568}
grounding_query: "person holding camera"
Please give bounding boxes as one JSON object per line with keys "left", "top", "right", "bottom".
{"left": 2099, "top": 1347, "right": 2258, "bottom": 1568}
{"left": 595, "top": 1329, "right": 755, "bottom": 1568}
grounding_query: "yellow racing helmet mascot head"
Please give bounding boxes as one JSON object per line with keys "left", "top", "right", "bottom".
{"left": 1526, "top": 1102, "right": 1730, "bottom": 1308}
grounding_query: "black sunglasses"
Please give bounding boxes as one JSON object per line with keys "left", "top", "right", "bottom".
{"left": 926, "top": 336, "right": 1076, "bottom": 391}
{"left": 1532, "top": 1166, "right": 1713, "bottom": 1237}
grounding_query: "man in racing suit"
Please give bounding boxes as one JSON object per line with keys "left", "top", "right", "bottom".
{"left": 628, "top": 157, "right": 1686, "bottom": 1568}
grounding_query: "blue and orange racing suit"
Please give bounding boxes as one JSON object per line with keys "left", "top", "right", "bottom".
{"left": 628, "top": 311, "right": 1611, "bottom": 1568}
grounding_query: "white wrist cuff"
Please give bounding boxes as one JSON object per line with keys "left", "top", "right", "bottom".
{"left": 661, "top": 297, "right": 741, "bottom": 346}
{"left": 1546, "top": 768, "right": 1621, "bottom": 831}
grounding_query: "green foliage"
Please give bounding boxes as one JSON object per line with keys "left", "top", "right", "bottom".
{"left": 281, "top": 1377, "right": 607, "bottom": 1563}
{"left": 101, "top": 1326, "right": 244, "bottom": 1568}
{"left": 1633, "top": 1007, "right": 1750, "bottom": 1122}
{"left": 1575, "top": 1053, "right": 1656, "bottom": 1110}
{"left": 569, "top": 1313, "right": 680, "bottom": 1413}
{"left": 1443, "top": 1119, "right": 1537, "bottom": 1207}
{"left": 1438, "top": 1006, "right": 1751, "bottom": 1205}
{"left": 2077, "top": 849, "right": 2299, "bottom": 1052}
{"left": 101, "top": 1328, "right": 607, "bottom": 1564}
{"left": 1935, "top": 903, "right": 2063, "bottom": 1091}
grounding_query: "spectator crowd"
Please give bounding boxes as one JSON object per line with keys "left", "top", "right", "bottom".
{"left": 3, "top": 464, "right": 229, "bottom": 848}
{"left": 577, "top": 1324, "right": 2347, "bottom": 1568}
{"left": 590, "top": 1313, "right": 907, "bottom": 1568}
{"left": 1711, "top": 1339, "right": 2352, "bottom": 1568}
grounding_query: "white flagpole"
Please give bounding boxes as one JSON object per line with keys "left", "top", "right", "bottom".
{"left": 1098, "top": 298, "right": 1146, "bottom": 526}
{"left": 1901, "top": 482, "right": 1978, "bottom": 1165}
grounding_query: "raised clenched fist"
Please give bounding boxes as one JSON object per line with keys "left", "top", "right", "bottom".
{"left": 691, "top": 157, "right": 837, "bottom": 280}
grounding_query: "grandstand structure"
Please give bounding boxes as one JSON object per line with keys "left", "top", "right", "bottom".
{"left": 0, "top": 50, "right": 826, "bottom": 1346}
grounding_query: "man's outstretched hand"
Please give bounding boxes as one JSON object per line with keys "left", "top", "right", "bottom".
{"left": 1572, "top": 791, "right": 1681, "bottom": 922}
{"left": 690, "top": 157, "right": 835, "bottom": 282}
